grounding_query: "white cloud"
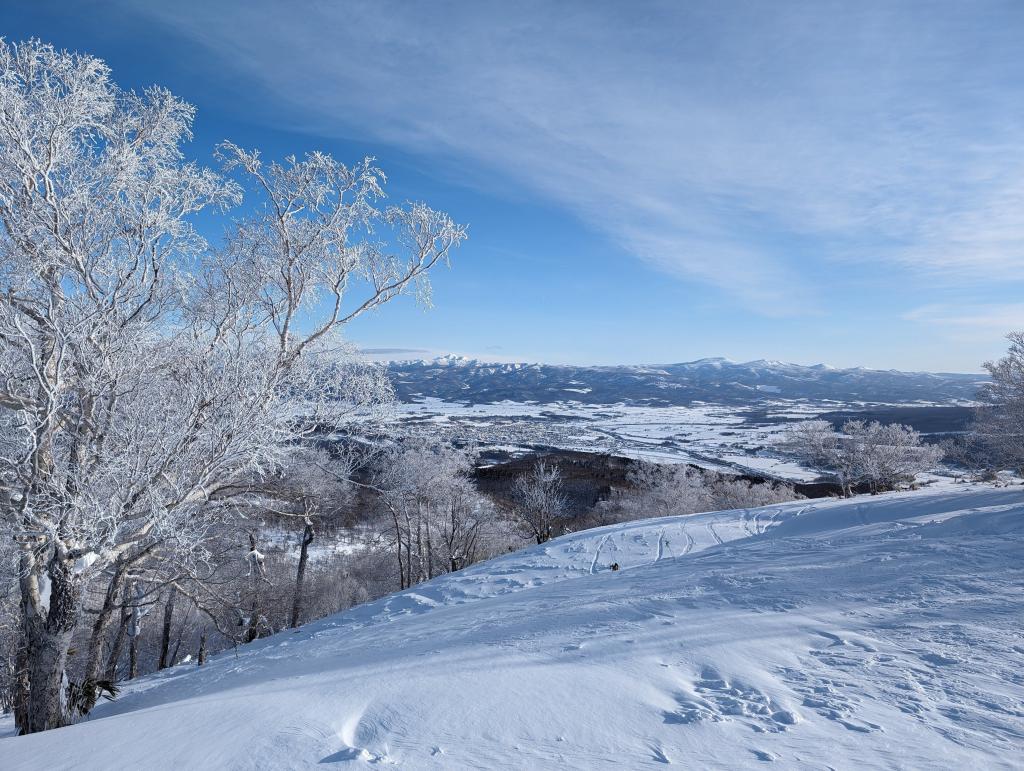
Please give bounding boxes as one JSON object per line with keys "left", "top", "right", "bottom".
{"left": 120, "top": 0, "right": 1024, "bottom": 307}
{"left": 904, "top": 304, "right": 1024, "bottom": 341}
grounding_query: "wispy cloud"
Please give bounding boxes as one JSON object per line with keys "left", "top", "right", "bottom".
{"left": 358, "top": 346, "right": 520, "bottom": 363}
{"left": 120, "top": 0, "right": 1024, "bottom": 307}
{"left": 904, "top": 304, "right": 1024, "bottom": 341}
{"left": 359, "top": 348, "right": 433, "bottom": 356}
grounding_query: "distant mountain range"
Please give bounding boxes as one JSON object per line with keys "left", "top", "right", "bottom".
{"left": 384, "top": 356, "right": 986, "bottom": 406}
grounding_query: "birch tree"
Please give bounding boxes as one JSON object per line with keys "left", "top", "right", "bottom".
{"left": 590, "top": 462, "right": 795, "bottom": 526}
{"left": 779, "top": 419, "right": 942, "bottom": 496}
{"left": 511, "top": 458, "right": 568, "bottom": 544}
{"left": 436, "top": 473, "right": 493, "bottom": 573}
{"left": 373, "top": 442, "right": 494, "bottom": 587}
{"left": 776, "top": 420, "right": 857, "bottom": 495}
{"left": 250, "top": 447, "right": 353, "bottom": 629}
{"left": 843, "top": 420, "right": 943, "bottom": 494}
{"left": 972, "top": 331, "right": 1024, "bottom": 471}
{"left": 0, "top": 39, "right": 465, "bottom": 733}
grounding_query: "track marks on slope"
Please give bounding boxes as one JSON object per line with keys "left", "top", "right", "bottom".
{"left": 742, "top": 511, "right": 756, "bottom": 537}
{"left": 706, "top": 522, "right": 724, "bottom": 545}
{"left": 680, "top": 526, "right": 695, "bottom": 555}
{"left": 590, "top": 533, "right": 611, "bottom": 574}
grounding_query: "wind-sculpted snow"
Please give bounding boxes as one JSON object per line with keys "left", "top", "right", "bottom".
{"left": 3, "top": 488, "right": 1023, "bottom": 769}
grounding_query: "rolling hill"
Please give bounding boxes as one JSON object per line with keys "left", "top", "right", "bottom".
{"left": 3, "top": 485, "right": 1022, "bottom": 769}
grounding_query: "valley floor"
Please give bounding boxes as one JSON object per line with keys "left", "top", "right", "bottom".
{"left": 3, "top": 486, "right": 1023, "bottom": 769}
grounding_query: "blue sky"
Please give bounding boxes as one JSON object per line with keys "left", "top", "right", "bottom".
{"left": 4, "top": 1, "right": 1023, "bottom": 372}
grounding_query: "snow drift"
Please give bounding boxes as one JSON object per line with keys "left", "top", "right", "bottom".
{"left": 3, "top": 487, "right": 1023, "bottom": 769}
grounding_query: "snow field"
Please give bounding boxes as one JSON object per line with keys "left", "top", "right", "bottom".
{"left": 2, "top": 486, "right": 1022, "bottom": 769}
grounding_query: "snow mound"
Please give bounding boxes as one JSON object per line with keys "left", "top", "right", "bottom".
{"left": 3, "top": 487, "right": 1023, "bottom": 769}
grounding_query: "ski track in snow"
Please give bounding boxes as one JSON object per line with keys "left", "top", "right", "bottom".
{"left": 679, "top": 525, "right": 695, "bottom": 555}
{"left": 3, "top": 485, "right": 1023, "bottom": 770}
{"left": 706, "top": 520, "right": 725, "bottom": 545}
{"left": 590, "top": 533, "right": 612, "bottom": 574}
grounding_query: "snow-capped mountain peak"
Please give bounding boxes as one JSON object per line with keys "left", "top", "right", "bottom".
{"left": 384, "top": 357, "right": 984, "bottom": 405}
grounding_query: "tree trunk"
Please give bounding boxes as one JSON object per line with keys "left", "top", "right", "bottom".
{"left": 245, "top": 532, "right": 267, "bottom": 643}
{"left": 536, "top": 521, "right": 551, "bottom": 545}
{"left": 19, "top": 552, "right": 83, "bottom": 733}
{"left": 83, "top": 559, "right": 129, "bottom": 688}
{"left": 245, "top": 595, "right": 261, "bottom": 644}
{"left": 169, "top": 602, "right": 193, "bottom": 666}
{"left": 104, "top": 585, "right": 132, "bottom": 682}
{"left": 414, "top": 510, "right": 425, "bottom": 583}
{"left": 389, "top": 507, "right": 406, "bottom": 590}
{"left": 290, "top": 518, "right": 315, "bottom": 629}
{"left": 403, "top": 534, "right": 413, "bottom": 590}
{"left": 127, "top": 581, "right": 145, "bottom": 679}
{"left": 197, "top": 629, "right": 207, "bottom": 666}
{"left": 128, "top": 634, "right": 139, "bottom": 680}
{"left": 24, "top": 626, "right": 74, "bottom": 732}
{"left": 13, "top": 635, "right": 29, "bottom": 735}
{"left": 425, "top": 518, "right": 434, "bottom": 580}
{"left": 158, "top": 585, "right": 177, "bottom": 669}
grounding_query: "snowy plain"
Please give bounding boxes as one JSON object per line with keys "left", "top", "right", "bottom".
{"left": 3, "top": 485, "right": 1022, "bottom": 769}
{"left": 381, "top": 398, "right": 950, "bottom": 482}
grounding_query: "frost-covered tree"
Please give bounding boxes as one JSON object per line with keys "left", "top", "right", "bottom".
{"left": 0, "top": 534, "right": 17, "bottom": 715}
{"left": 614, "top": 463, "right": 711, "bottom": 522}
{"left": 511, "top": 458, "right": 568, "bottom": 544}
{"left": 776, "top": 420, "right": 841, "bottom": 471}
{"left": 592, "top": 461, "right": 796, "bottom": 525}
{"left": 282, "top": 449, "right": 356, "bottom": 629}
{"left": 971, "top": 331, "right": 1024, "bottom": 471}
{"left": 374, "top": 442, "right": 493, "bottom": 587}
{"left": 843, "top": 420, "right": 944, "bottom": 494}
{"left": 0, "top": 40, "right": 465, "bottom": 733}
{"left": 707, "top": 477, "right": 799, "bottom": 510}
{"left": 779, "top": 419, "right": 942, "bottom": 496}
{"left": 436, "top": 471, "right": 496, "bottom": 573}
{"left": 233, "top": 446, "right": 355, "bottom": 629}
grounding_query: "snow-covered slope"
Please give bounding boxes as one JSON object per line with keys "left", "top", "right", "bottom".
{"left": 4, "top": 488, "right": 1023, "bottom": 769}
